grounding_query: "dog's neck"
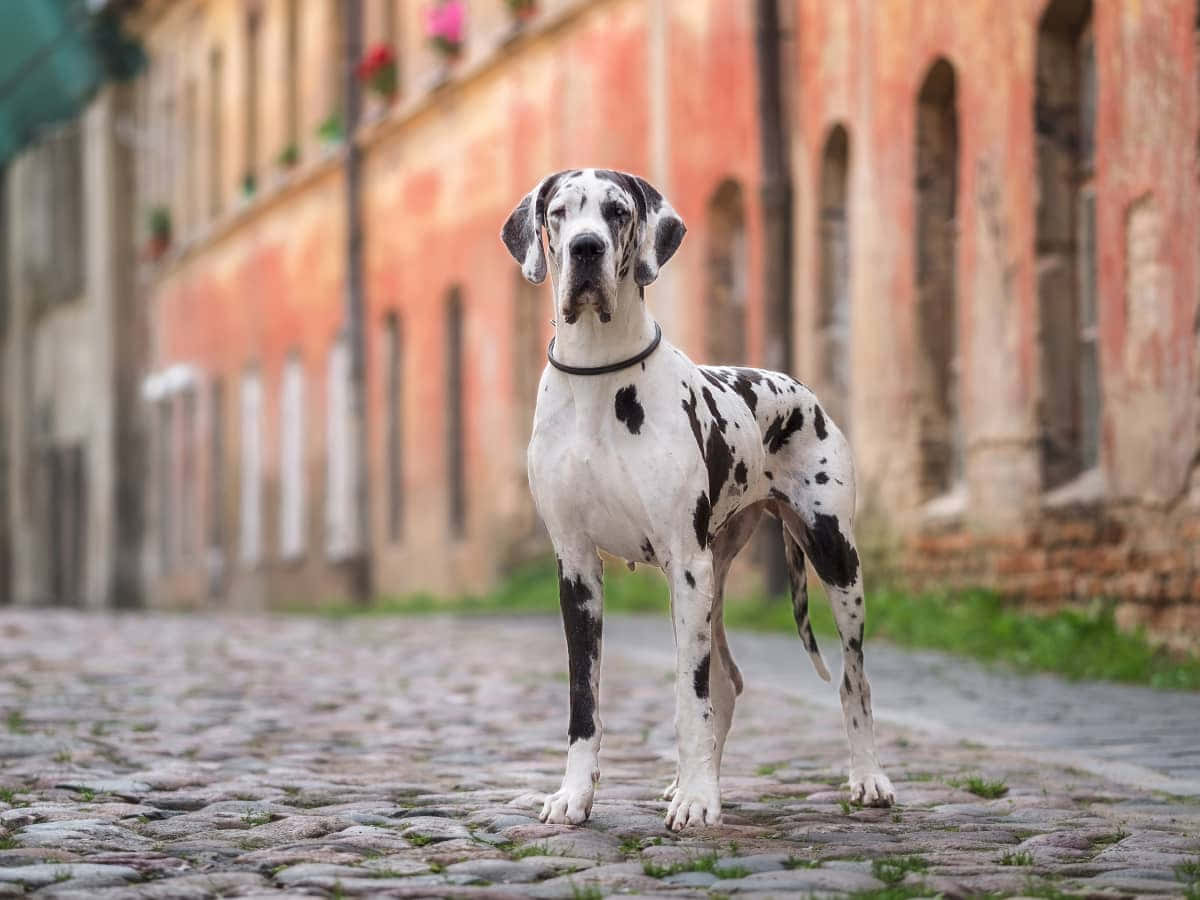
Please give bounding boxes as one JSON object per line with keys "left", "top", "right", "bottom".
{"left": 551, "top": 281, "right": 658, "bottom": 370}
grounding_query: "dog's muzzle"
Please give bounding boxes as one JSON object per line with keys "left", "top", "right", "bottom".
{"left": 563, "top": 233, "right": 613, "bottom": 324}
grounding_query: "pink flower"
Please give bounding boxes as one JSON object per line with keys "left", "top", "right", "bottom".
{"left": 425, "top": 0, "right": 465, "bottom": 45}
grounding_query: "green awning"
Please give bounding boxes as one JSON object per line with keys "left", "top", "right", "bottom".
{"left": 0, "top": 0, "right": 144, "bottom": 166}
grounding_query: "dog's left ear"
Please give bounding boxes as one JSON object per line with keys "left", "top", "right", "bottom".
{"left": 500, "top": 172, "right": 564, "bottom": 285}
{"left": 629, "top": 176, "right": 686, "bottom": 287}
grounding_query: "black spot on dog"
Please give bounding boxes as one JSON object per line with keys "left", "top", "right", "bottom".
{"left": 804, "top": 513, "right": 860, "bottom": 589}
{"left": 763, "top": 408, "right": 804, "bottom": 453}
{"left": 681, "top": 388, "right": 704, "bottom": 456}
{"left": 764, "top": 471, "right": 773, "bottom": 479}
{"left": 700, "top": 387, "right": 727, "bottom": 433}
{"left": 641, "top": 538, "right": 655, "bottom": 562}
{"left": 852, "top": 716, "right": 859, "bottom": 728}
{"left": 693, "top": 653, "right": 711, "bottom": 699}
{"left": 614, "top": 385, "right": 644, "bottom": 435}
{"left": 728, "top": 370, "right": 760, "bottom": 415}
{"left": 814, "top": 404, "right": 828, "bottom": 440}
{"left": 700, "top": 369, "right": 727, "bottom": 393}
{"left": 815, "top": 472, "right": 829, "bottom": 484}
{"left": 842, "top": 672, "right": 853, "bottom": 694}
{"left": 684, "top": 570, "right": 695, "bottom": 588}
{"left": 693, "top": 493, "right": 711, "bottom": 549}
{"left": 855, "top": 595, "right": 862, "bottom": 606}
{"left": 734, "top": 460, "right": 748, "bottom": 487}
{"left": 768, "top": 487, "right": 790, "bottom": 504}
{"left": 557, "top": 560, "right": 601, "bottom": 743}
{"left": 705, "top": 426, "right": 733, "bottom": 507}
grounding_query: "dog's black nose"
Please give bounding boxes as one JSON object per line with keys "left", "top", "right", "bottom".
{"left": 569, "top": 233, "right": 605, "bottom": 261}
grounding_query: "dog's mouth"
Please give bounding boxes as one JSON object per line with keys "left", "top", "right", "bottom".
{"left": 562, "top": 281, "right": 613, "bottom": 324}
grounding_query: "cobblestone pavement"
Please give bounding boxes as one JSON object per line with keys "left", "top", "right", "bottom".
{"left": 1, "top": 611, "right": 1198, "bottom": 898}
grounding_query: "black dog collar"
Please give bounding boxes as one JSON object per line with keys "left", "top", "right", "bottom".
{"left": 547, "top": 322, "right": 663, "bottom": 376}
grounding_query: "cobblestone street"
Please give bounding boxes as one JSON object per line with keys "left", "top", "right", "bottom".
{"left": 1, "top": 610, "right": 1198, "bottom": 898}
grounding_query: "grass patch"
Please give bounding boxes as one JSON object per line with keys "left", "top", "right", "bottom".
{"left": 508, "top": 842, "right": 547, "bottom": 859}
{"left": 5, "top": 711, "right": 27, "bottom": 734}
{"left": 948, "top": 775, "right": 1009, "bottom": 799}
{"left": 301, "top": 556, "right": 1200, "bottom": 690}
{"left": 871, "top": 855, "right": 928, "bottom": 885}
{"left": 569, "top": 882, "right": 603, "bottom": 900}
{"left": 999, "top": 850, "right": 1034, "bottom": 866}
{"left": 782, "top": 856, "right": 821, "bottom": 869}
{"left": 642, "top": 852, "right": 748, "bottom": 880}
{"left": 241, "top": 810, "right": 272, "bottom": 827}
{"left": 756, "top": 762, "right": 782, "bottom": 776}
{"left": 0, "top": 834, "right": 17, "bottom": 850}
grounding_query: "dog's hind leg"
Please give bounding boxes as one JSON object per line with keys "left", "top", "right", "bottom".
{"left": 777, "top": 490, "right": 895, "bottom": 808}
{"left": 541, "top": 547, "right": 605, "bottom": 825}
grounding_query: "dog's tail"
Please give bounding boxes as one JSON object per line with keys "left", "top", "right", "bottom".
{"left": 783, "top": 530, "right": 832, "bottom": 682}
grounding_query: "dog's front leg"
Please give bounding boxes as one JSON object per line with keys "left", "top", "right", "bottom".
{"left": 665, "top": 554, "right": 721, "bottom": 831}
{"left": 541, "top": 550, "right": 604, "bottom": 825}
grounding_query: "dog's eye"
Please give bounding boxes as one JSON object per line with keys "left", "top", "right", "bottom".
{"left": 603, "top": 202, "right": 631, "bottom": 222}
{"left": 548, "top": 207, "right": 566, "bottom": 223}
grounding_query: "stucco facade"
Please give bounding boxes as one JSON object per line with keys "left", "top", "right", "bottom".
{"left": 126, "top": 0, "right": 1198, "bottom": 634}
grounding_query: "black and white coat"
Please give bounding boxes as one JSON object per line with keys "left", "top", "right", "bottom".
{"left": 501, "top": 169, "right": 895, "bottom": 831}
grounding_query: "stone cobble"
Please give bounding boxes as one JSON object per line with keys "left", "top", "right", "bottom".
{"left": 0, "top": 611, "right": 1197, "bottom": 898}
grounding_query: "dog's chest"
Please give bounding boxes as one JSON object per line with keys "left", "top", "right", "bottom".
{"left": 528, "top": 353, "right": 765, "bottom": 561}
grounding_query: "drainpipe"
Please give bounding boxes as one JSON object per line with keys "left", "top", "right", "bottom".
{"left": 342, "top": 0, "right": 371, "bottom": 603}
{"left": 755, "top": 0, "right": 793, "bottom": 597}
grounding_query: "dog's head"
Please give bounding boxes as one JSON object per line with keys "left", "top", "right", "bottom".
{"left": 501, "top": 169, "right": 685, "bottom": 324}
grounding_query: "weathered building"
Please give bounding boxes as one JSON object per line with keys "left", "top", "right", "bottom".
{"left": 2, "top": 86, "right": 144, "bottom": 608}
{"left": 122, "top": 0, "right": 1197, "bottom": 633}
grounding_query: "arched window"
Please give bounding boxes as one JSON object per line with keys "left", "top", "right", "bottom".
{"left": 705, "top": 179, "right": 748, "bottom": 365}
{"left": 446, "top": 288, "right": 466, "bottom": 538}
{"left": 914, "top": 58, "right": 961, "bottom": 499}
{"left": 384, "top": 312, "right": 404, "bottom": 542}
{"left": 1036, "top": 0, "right": 1099, "bottom": 489}
{"left": 818, "top": 124, "right": 852, "bottom": 435}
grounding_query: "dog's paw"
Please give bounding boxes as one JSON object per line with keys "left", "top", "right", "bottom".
{"left": 539, "top": 784, "right": 594, "bottom": 825}
{"left": 661, "top": 775, "right": 678, "bottom": 801}
{"left": 664, "top": 780, "right": 721, "bottom": 831}
{"left": 849, "top": 771, "right": 896, "bottom": 808}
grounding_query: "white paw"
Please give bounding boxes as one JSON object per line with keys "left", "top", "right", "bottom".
{"left": 664, "top": 779, "right": 721, "bottom": 831}
{"left": 849, "top": 770, "right": 896, "bottom": 808}
{"left": 539, "top": 784, "right": 594, "bottom": 825}
{"left": 661, "top": 775, "right": 678, "bottom": 801}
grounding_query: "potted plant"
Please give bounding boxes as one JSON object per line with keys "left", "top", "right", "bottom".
{"left": 506, "top": 0, "right": 537, "bottom": 22}
{"left": 357, "top": 43, "right": 398, "bottom": 100}
{"left": 146, "top": 206, "right": 171, "bottom": 260}
{"left": 317, "top": 112, "right": 344, "bottom": 145}
{"left": 425, "top": 0, "right": 464, "bottom": 60}
{"left": 277, "top": 143, "right": 299, "bottom": 169}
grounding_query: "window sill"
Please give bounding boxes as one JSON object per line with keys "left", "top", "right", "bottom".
{"left": 919, "top": 481, "right": 968, "bottom": 528}
{"left": 1042, "top": 466, "right": 1105, "bottom": 510}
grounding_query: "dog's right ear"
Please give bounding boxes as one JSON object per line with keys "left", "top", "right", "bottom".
{"left": 500, "top": 173, "right": 563, "bottom": 285}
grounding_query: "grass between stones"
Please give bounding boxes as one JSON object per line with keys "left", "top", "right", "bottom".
{"left": 307, "top": 556, "right": 1200, "bottom": 690}
{"left": 1178, "top": 858, "right": 1200, "bottom": 899}
{"left": 947, "top": 775, "right": 1009, "bottom": 799}
{"left": 641, "top": 851, "right": 749, "bottom": 879}
{"left": 999, "top": 849, "right": 1035, "bottom": 866}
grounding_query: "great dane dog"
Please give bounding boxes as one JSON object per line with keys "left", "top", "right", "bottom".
{"left": 501, "top": 169, "right": 895, "bottom": 832}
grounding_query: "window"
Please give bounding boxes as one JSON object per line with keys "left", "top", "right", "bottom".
{"left": 244, "top": 9, "right": 261, "bottom": 190}
{"left": 325, "top": 335, "right": 358, "bottom": 557}
{"left": 180, "top": 388, "right": 197, "bottom": 561}
{"left": 705, "top": 180, "right": 748, "bottom": 365}
{"left": 208, "top": 378, "right": 225, "bottom": 558}
{"left": 914, "top": 58, "right": 961, "bottom": 500}
{"left": 817, "top": 124, "right": 852, "bottom": 435}
{"left": 209, "top": 47, "right": 224, "bottom": 218}
{"left": 22, "top": 123, "right": 84, "bottom": 311}
{"left": 1035, "top": 0, "right": 1099, "bottom": 488}
{"left": 384, "top": 314, "right": 404, "bottom": 542}
{"left": 446, "top": 289, "right": 466, "bottom": 538}
{"left": 239, "top": 369, "right": 262, "bottom": 564}
{"left": 279, "top": 353, "right": 306, "bottom": 558}
{"left": 158, "top": 399, "right": 174, "bottom": 571}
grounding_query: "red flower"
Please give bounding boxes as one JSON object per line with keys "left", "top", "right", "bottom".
{"left": 356, "top": 43, "right": 396, "bottom": 82}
